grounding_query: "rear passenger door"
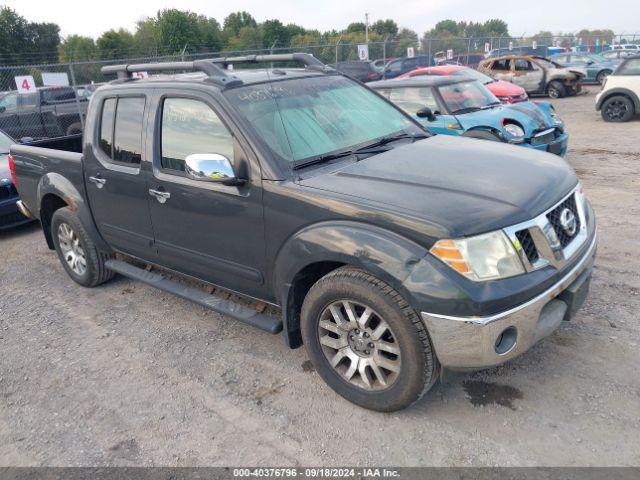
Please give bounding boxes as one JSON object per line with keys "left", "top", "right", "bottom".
{"left": 83, "top": 93, "right": 156, "bottom": 260}
{"left": 145, "top": 90, "right": 267, "bottom": 299}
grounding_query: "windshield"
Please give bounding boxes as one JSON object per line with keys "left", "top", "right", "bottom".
{"left": 224, "top": 75, "right": 421, "bottom": 164}
{"left": 0, "top": 130, "right": 14, "bottom": 153}
{"left": 451, "top": 68, "right": 494, "bottom": 84}
{"left": 438, "top": 80, "right": 500, "bottom": 114}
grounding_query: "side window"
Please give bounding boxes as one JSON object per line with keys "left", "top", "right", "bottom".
{"left": 99, "top": 98, "right": 116, "bottom": 158}
{"left": 113, "top": 97, "right": 145, "bottom": 165}
{"left": 617, "top": 59, "right": 640, "bottom": 75}
{"left": 0, "top": 92, "right": 18, "bottom": 112}
{"left": 387, "top": 87, "right": 439, "bottom": 115}
{"left": 514, "top": 59, "right": 533, "bottom": 71}
{"left": 403, "top": 58, "right": 417, "bottom": 70}
{"left": 493, "top": 59, "right": 511, "bottom": 71}
{"left": 160, "top": 98, "right": 234, "bottom": 173}
{"left": 387, "top": 60, "right": 402, "bottom": 73}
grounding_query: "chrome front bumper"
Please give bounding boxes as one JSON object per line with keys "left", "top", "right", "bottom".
{"left": 421, "top": 234, "right": 597, "bottom": 369}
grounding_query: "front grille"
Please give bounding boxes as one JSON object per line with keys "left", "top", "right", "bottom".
{"left": 515, "top": 229, "right": 539, "bottom": 264}
{"left": 0, "top": 184, "right": 18, "bottom": 200}
{"left": 530, "top": 129, "right": 556, "bottom": 146}
{"left": 546, "top": 194, "right": 580, "bottom": 247}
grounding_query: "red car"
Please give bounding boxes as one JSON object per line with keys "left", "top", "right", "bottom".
{"left": 398, "top": 65, "right": 528, "bottom": 103}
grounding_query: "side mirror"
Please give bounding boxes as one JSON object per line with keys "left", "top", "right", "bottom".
{"left": 184, "top": 153, "right": 244, "bottom": 186}
{"left": 416, "top": 107, "right": 437, "bottom": 121}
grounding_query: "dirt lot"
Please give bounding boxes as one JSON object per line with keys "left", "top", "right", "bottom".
{"left": 1, "top": 93, "right": 639, "bottom": 467}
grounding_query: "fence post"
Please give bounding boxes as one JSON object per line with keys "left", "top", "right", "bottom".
{"left": 382, "top": 38, "right": 387, "bottom": 80}
{"left": 68, "top": 59, "right": 85, "bottom": 130}
{"left": 427, "top": 38, "right": 432, "bottom": 65}
{"left": 466, "top": 37, "right": 472, "bottom": 65}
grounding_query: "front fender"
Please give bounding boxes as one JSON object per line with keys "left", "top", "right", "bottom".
{"left": 275, "top": 221, "right": 439, "bottom": 347}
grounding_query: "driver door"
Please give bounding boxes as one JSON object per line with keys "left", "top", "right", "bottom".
{"left": 145, "top": 89, "right": 268, "bottom": 299}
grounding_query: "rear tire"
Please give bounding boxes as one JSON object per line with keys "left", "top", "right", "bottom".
{"left": 601, "top": 95, "right": 634, "bottom": 122}
{"left": 301, "top": 266, "right": 438, "bottom": 411}
{"left": 547, "top": 81, "right": 566, "bottom": 99}
{"left": 51, "top": 207, "right": 115, "bottom": 287}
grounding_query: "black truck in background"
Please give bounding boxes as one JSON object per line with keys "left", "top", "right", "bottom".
{"left": 0, "top": 86, "right": 87, "bottom": 141}
{"left": 9, "top": 54, "right": 597, "bottom": 411}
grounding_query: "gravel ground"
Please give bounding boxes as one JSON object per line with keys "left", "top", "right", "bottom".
{"left": 1, "top": 93, "right": 639, "bottom": 467}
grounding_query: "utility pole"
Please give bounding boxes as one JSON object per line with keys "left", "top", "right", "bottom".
{"left": 365, "top": 13, "right": 369, "bottom": 44}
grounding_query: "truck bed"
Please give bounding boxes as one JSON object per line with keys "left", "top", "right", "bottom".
{"left": 10, "top": 134, "right": 85, "bottom": 221}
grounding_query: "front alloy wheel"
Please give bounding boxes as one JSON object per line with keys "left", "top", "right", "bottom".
{"left": 318, "top": 300, "right": 401, "bottom": 391}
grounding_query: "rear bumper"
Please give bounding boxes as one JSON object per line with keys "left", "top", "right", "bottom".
{"left": 421, "top": 234, "right": 596, "bottom": 370}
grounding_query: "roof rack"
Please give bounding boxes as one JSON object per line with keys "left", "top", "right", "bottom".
{"left": 100, "top": 53, "right": 331, "bottom": 87}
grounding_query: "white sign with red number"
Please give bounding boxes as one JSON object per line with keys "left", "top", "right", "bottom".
{"left": 406, "top": 47, "right": 415, "bottom": 58}
{"left": 357, "top": 44, "right": 369, "bottom": 61}
{"left": 132, "top": 71, "right": 148, "bottom": 79}
{"left": 509, "top": 41, "right": 514, "bottom": 50}
{"left": 532, "top": 41, "right": 537, "bottom": 50}
{"left": 15, "top": 75, "right": 36, "bottom": 93}
{"left": 484, "top": 42, "right": 491, "bottom": 53}
{"left": 446, "top": 49, "right": 453, "bottom": 60}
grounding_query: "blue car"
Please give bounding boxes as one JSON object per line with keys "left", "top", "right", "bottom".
{"left": 369, "top": 76, "right": 569, "bottom": 157}
{"left": 0, "top": 130, "right": 31, "bottom": 230}
{"left": 548, "top": 52, "right": 620, "bottom": 84}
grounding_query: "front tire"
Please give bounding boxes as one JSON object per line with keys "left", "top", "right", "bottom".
{"left": 301, "top": 267, "right": 438, "bottom": 411}
{"left": 51, "top": 207, "right": 115, "bottom": 287}
{"left": 601, "top": 95, "right": 634, "bottom": 122}
{"left": 547, "top": 81, "right": 566, "bottom": 99}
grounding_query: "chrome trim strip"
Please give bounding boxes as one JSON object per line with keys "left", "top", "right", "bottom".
{"left": 16, "top": 200, "right": 33, "bottom": 219}
{"left": 422, "top": 232, "right": 596, "bottom": 326}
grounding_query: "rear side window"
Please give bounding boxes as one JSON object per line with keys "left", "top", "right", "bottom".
{"left": 160, "top": 98, "right": 234, "bottom": 172}
{"left": 492, "top": 59, "right": 511, "bottom": 71}
{"left": 41, "top": 87, "right": 76, "bottom": 103}
{"left": 617, "top": 59, "right": 640, "bottom": 75}
{"left": 98, "top": 96, "right": 145, "bottom": 165}
{"left": 99, "top": 98, "right": 116, "bottom": 158}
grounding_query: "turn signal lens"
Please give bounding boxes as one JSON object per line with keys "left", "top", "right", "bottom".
{"left": 8, "top": 154, "right": 18, "bottom": 187}
{"left": 431, "top": 231, "right": 525, "bottom": 282}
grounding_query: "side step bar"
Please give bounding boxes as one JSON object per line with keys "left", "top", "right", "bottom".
{"left": 105, "top": 259, "right": 282, "bottom": 334}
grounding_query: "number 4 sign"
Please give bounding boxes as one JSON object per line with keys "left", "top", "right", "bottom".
{"left": 15, "top": 75, "right": 36, "bottom": 93}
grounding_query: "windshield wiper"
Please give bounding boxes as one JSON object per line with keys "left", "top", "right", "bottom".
{"left": 356, "top": 132, "right": 428, "bottom": 152}
{"left": 292, "top": 150, "right": 355, "bottom": 170}
{"left": 452, "top": 106, "right": 482, "bottom": 114}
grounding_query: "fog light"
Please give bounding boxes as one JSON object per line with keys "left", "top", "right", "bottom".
{"left": 495, "top": 326, "right": 517, "bottom": 355}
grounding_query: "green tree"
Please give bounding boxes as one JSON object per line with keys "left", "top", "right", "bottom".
{"left": 0, "top": 7, "right": 60, "bottom": 65}
{"left": 155, "top": 9, "right": 206, "bottom": 54}
{"left": 59, "top": 35, "right": 97, "bottom": 62}
{"left": 262, "top": 19, "right": 287, "bottom": 48}
{"left": 97, "top": 29, "right": 135, "bottom": 60}
{"left": 223, "top": 11, "right": 257, "bottom": 38}
{"left": 371, "top": 19, "right": 398, "bottom": 37}
{"left": 134, "top": 18, "right": 159, "bottom": 56}
{"left": 346, "top": 22, "right": 366, "bottom": 34}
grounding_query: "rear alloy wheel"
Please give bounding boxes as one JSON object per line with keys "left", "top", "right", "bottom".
{"left": 596, "top": 70, "right": 611, "bottom": 85}
{"left": 51, "top": 207, "right": 115, "bottom": 287}
{"left": 601, "top": 95, "right": 634, "bottom": 122}
{"left": 301, "top": 267, "right": 438, "bottom": 411}
{"left": 547, "top": 81, "right": 566, "bottom": 99}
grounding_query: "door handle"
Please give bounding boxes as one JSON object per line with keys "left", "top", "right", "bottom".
{"left": 149, "top": 188, "right": 171, "bottom": 204}
{"left": 89, "top": 176, "right": 106, "bottom": 189}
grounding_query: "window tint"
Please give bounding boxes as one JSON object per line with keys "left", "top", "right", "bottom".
{"left": 99, "top": 98, "right": 116, "bottom": 158}
{"left": 161, "top": 98, "right": 234, "bottom": 172}
{"left": 618, "top": 59, "right": 640, "bottom": 75}
{"left": 382, "top": 87, "right": 439, "bottom": 114}
{"left": 41, "top": 87, "right": 76, "bottom": 103}
{"left": 113, "top": 97, "right": 145, "bottom": 165}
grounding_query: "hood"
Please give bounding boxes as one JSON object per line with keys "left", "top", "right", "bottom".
{"left": 298, "top": 135, "right": 577, "bottom": 238}
{"left": 555, "top": 67, "right": 585, "bottom": 79}
{"left": 455, "top": 101, "right": 555, "bottom": 136}
{"left": 486, "top": 79, "right": 525, "bottom": 97}
{"left": 0, "top": 154, "right": 10, "bottom": 182}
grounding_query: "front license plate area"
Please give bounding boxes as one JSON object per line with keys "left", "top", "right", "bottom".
{"left": 558, "top": 271, "right": 591, "bottom": 320}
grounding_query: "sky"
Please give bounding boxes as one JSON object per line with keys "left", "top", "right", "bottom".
{"left": 3, "top": 0, "right": 640, "bottom": 39}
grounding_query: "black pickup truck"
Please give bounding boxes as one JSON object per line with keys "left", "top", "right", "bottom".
{"left": 9, "top": 54, "right": 597, "bottom": 411}
{"left": 0, "top": 86, "right": 87, "bottom": 141}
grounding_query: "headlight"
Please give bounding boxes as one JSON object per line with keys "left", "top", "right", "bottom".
{"left": 550, "top": 106, "right": 563, "bottom": 124}
{"left": 430, "top": 231, "right": 525, "bottom": 281}
{"left": 503, "top": 122, "right": 525, "bottom": 137}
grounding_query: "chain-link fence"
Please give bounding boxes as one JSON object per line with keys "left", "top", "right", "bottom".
{"left": 0, "top": 33, "right": 638, "bottom": 142}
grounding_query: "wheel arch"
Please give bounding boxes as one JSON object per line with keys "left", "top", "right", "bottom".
{"left": 37, "top": 173, "right": 108, "bottom": 251}
{"left": 274, "top": 221, "right": 431, "bottom": 348}
{"left": 596, "top": 88, "right": 640, "bottom": 112}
